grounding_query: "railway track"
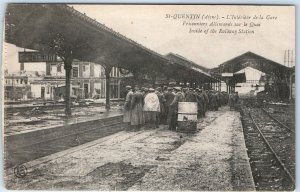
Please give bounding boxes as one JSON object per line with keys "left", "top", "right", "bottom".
{"left": 241, "top": 107, "right": 295, "bottom": 191}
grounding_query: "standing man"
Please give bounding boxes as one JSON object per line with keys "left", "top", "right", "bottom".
{"left": 130, "top": 86, "right": 145, "bottom": 131}
{"left": 235, "top": 92, "right": 239, "bottom": 109}
{"left": 209, "top": 90, "right": 218, "bottom": 111}
{"left": 202, "top": 89, "right": 209, "bottom": 116}
{"left": 143, "top": 88, "right": 160, "bottom": 128}
{"left": 185, "top": 88, "right": 198, "bottom": 102}
{"left": 123, "top": 85, "right": 133, "bottom": 130}
{"left": 164, "top": 87, "right": 175, "bottom": 127}
{"left": 169, "top": 87, "right": 185, "bottom": 131}
{"left": 229, "top": 92, "right": 236, "bottom": 111}
{"left": 143, "top": 88, "right": 149, "bottom": 99}
{"left": 196, "top": 89, "right": 205, "bottom": 118}
{"left": 155, "top": 87, "right": 166, "bottom": 125}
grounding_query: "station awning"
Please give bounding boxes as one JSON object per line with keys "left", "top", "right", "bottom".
{"left": 5, "top": 4, "right": 168, "bottom": 74}
{"left": 165, "top": 53, "right": 218, "bottom": 83}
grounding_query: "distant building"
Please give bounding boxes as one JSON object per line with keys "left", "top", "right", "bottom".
{"left": 210, "top": 52, "right": 293, "bottom": 99}
{"left": 4, "top": 71, "right": 44, "bottom": 100}
{"left": 30, "top": 60, "right": 123, "bottom": 100}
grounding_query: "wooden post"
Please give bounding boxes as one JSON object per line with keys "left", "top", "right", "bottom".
{"left": 118, "top": 79, "right": 121, "bottom": 99}
{"left": 64, "top": 58, "right": 73, "bottom": 116}
{"left": 105, "top": 67, "right": 112, "bottom": 110}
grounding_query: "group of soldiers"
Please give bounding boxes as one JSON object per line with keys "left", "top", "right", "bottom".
{"left": 123, "top": 85, "right": 231, "bottom": 131}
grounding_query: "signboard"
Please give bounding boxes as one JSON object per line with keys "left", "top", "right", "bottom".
{"left": 19, "top": 52, "right": 57, "bottom": 63}
{"left": 221, "top": 73, "right": 234, "bottom": 77}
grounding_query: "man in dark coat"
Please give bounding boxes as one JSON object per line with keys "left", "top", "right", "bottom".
{"left": 213, "top": 91, "right": 219, "bottom": 111}
{"left": 229, "top": 92, "right": 236, "bottom": 110}
{"left": 155, "top": 87, "right": 166, "bottom": 125}
{"left": 196, "top": 89, "right": 205, "bottom": 118}
{"left": 202, "top": 90, "right": 209, "bottom": 115}
{"left": 164, "top": 87, "right": 175, "bottom": 126}
{"left": 185, "top": 88, "right": 198, "bottom": 102}
{"left": 169, "top": 87, "right": 185, "bottom": 130}
{"left": 130, "top": 86, "right": 145, "bottom": 131}
{"left": 208, "top": 90, "right": 213, "bottom": 110}
{"left": 209, "top": 90, "right": 218, "bottom": 111}
{"left": 123, "top": 86, "right": 133, "bottom": 130}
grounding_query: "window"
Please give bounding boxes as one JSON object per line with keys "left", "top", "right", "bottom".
{"left": 114, "top": 67, "right": 117, "bottom": 77}
{"left": 57, "top": 64, "right": 62, "bottom": 72}
{"left": 73, "top": 67, "right": 78, "bottom": 77}
{"left": 83, "top": 64, "right": 90, "bottom": 77}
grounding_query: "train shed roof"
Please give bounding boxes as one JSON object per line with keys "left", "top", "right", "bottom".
{"left": 5, "top": 4, "right": 218, "bottom": 83}
{"left": 210, "top": 52, "right": 292, "bottom": 79}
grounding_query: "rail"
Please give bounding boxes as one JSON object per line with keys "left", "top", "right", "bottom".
{"left": 261, "top": 108, "right": 294, "bottom": 133}
{"left": 249, "top": 112, "right": 295, "bottom": 184}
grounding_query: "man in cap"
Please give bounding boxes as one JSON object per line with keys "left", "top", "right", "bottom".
{"left": 185, "top": 88, "right": 198, "bottom": 102}
{"left": 143, "top": 88, "right": 149, "bottom": 99}
{"left": 202, "top": 89, "right": 209, "bottom": 115}
{"left": 212, "top": 90, "right": 219, "bottom": 111}
{"left": 196, "top": 88, "right": 205, "bottom": 118}
{"left": 229, "top": 92, "right": 236, "bottom": 110}
{"left": 164, "top": 87, "right": 175, "bottom": 126}
{"left": 143, "top": 88, "right": 160, "bottom": 128}
{"left": 169, "top": 87, "right": 185, "bottom": 130}
{"left": 123, "top": 85, "right": 133, "bottom": 130}
{"left": 155, "top": 87, "right": 166, "bottom": 126}
{"left": 182, "top": 87, "right": 188, "bottom": 100}
{"left": 130, "top": 86, "right": 145, "bottom": 131}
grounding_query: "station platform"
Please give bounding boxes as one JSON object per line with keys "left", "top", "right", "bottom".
{"left": 5, "top": 106, "right": 255, "bottom": 191}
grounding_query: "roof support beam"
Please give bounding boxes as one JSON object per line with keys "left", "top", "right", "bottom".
{"left": 64, "top": 57, "right": 73, "bottom": 117}
{"left": 104, "top": 66, "right": 112, "bottom": 110}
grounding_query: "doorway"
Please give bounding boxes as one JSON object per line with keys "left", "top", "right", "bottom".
{"left": 84, "top": 84, "right": 89, "bottom": 98}
{"left": 41, "top": 87, "right": 45, "bottom": 99}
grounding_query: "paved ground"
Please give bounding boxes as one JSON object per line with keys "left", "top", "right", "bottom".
{"left": 5, "top": 106, "right": 255, "bottom": 191}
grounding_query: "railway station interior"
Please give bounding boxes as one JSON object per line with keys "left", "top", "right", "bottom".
{"left": 3, "top": 4, "right": 295, "bottom": 191}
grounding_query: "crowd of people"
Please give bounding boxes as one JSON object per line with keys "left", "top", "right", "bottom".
{"left": 123, "top": 85, "right": 237, "bottom": 131}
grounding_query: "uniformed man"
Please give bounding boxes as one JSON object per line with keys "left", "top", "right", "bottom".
{"left": 130, "top": 86, "right": 145, "bottom": 131}
{"left": 143, "top": 88, "right": 149, "bottom": 99}
{"left": 169, "top": 87, "right": 185, "bottom": 130}
{"left": 197, "top": 89, "right": 206, "bottom": 118}
{"left": 209, "top": 90, "right": 218, "bottom": 111}
{"left": 155, "top": 87, "right": 166, "bottom": 125}
{"left": 164, "top": 87, "right": 175, "bottom": 126}
{"left": 123, "top": 85, "right": 133, "bottom": 130}
{"left": 202, "top": 89, "right": 209, "bottom": 115}
{"left": 186, "top": 88, "right": 198, "bottom": 102}
{"left": 229, "top": 92, "right": 236, "bottom": 110}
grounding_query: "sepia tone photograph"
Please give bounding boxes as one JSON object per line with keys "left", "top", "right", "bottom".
{"left": 2, "top": 4, "right": 295, "bottom": 191}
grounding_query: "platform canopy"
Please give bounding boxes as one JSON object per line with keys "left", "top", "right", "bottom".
{"left": 5, "top": 4, "right": 170, "bottom": 73}
{"left": 5, "top": 4, "right": 217, "bottom": 83}
{"left": 210, "top": 52, "right": 292, "bottom": 79}
{"left": 165, "top": 53, "right": 218, "bottom": 83}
